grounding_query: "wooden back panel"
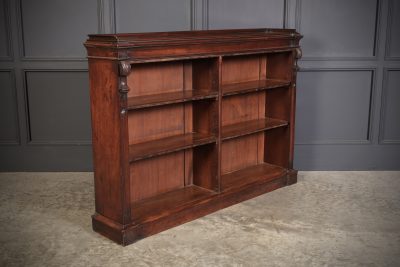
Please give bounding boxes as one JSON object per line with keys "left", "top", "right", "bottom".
{"left": 221, "top": 55, "right": 267, "bottom": 174}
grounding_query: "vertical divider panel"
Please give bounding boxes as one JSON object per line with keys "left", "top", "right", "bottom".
{"left": 192, "top": 57, "right": 221, "bottom": 192}
{"left": 183, "top": 61, "right": 193, "bottom": 186}
{"left": 217, "top": 56, "right": 223, "bottom": 192}
{"left": 264, "top": 52, "right": 294, "bottom": 168}
{"left": 257, "top": 55, "right": 267, "bottom": 164}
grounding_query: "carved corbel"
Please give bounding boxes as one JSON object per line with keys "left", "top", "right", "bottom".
{"left": 118, "top": 61, "right": 131, "bottom": 117}
{"left": 118, "top": 61, "right": 131, "bottom": 95}
{"left": 293, "top": 48, "right": 302, "bottom": 72}
{"left": 295, "top": 48, "right": 302, "bottom": 60}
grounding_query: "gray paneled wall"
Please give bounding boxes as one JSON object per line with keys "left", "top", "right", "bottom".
{"left": 0, "top": 0, "right": 399, "bottom": 171}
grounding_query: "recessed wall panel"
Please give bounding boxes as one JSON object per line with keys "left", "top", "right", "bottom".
{"left": 0, "top": 71, "right": 19, "bottom": 143}
{"left": 299, "top": 0, "right": 378, "bottom": 58}
{"left": 0, "top": 0, "right": 10, "bottom": 58}
{"left": 20, "top": 0, "right": 98, "bottom": 58}
{"left": 386, "top": 0, "right": 400, "bottom": 58}
{"left": 381, "top": 70, "right": 400, "bottom": 142}
{"left": 208, "top": 0, "right": 284, "bottom": 29}
{"left": 115, "top": 0, "right": 191, "bottom": 33}
{"left": 25, "top": 71, "right": 91, "bottom": 143}
{"left": 295, "top": 70, "right": 373, "bottom": 144}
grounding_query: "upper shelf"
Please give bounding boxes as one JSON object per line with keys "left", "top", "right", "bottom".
{"left": 222, "top": 79, "right": 290, "bottom": 97}
{"left": 222, "top": 118, "right": 288, "bottom": 141}
{"left": 128, "top": 90, "right": 217, "bottom": 110}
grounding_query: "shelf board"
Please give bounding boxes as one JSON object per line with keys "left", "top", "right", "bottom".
{"left": 131, "top": 185, "right": 215, "bottom": 224}
{"left": 129, "top": 132, "right": 216, "bottom": 162}
{"left": 222, "top": 79, "right": 290, "bottom": 97}
{"left": 128, "top": 90, "right": 217, "bottom": 110}
{"left": 221, "top": 163, "right": 286, "bottom": 192}
{"left": 221, "top": 117, "right": 288, "bottom": 141}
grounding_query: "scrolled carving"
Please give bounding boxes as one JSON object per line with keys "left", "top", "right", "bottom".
{"left": 295, "top": 48, "right": 302, "bottom": 60}
{"left": 118, "top": 77, "right": 129, "bottom": 94}
{"left": 119, "top": 61, "right": 131, "bottom": 76}
{"left": 118, "top": 61, "right": 131, "bottom": 95}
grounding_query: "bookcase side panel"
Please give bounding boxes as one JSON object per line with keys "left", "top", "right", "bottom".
{"left": 88, "top": 59, "right": 127, "bottom": 223}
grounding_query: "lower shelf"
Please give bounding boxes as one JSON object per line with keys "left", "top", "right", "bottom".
{"left": 92, "top": 165, "right": 295, "bottom": 246}
{"left": 221, "top": 163, "right": 286, "bottom": 192}
{"left": 131, "top": 185, "right": 216, "bottom": 224}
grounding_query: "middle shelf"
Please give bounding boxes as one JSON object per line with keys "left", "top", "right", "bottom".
{"left": 129, "top": 117, "right": 288, "bottom": 162}
{"left": 222, "top": 78, "right": 290, "bottom": 96}
{"left": 129, "top": 132, "right": 217, "bottom": 162}
{"left": 222, "top": 117, "right": 288, "bottom": 141}
{"left": 126, "top": 79, "right": 290, "bottom": 110}
{"left": 128, "top": 90, "right": 218, "bottom": 110}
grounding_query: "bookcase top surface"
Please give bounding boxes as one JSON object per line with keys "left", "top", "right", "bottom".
{"left": 85, "top": 28, "right": 302, "bottom": 49}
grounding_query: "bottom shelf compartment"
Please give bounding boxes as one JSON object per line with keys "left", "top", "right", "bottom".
{"left": 131, "top": 185, "right": 216, "bottom": 224}
{"left": 221, "top": 163, "right": 286, "bottom": 192}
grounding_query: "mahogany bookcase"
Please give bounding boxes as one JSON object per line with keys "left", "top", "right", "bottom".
{"left": 84, "top": 28, "right": 302, "bottom": 246}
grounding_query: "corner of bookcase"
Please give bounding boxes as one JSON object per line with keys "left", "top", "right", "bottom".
{"left": 286, "top": 169, "right": 298, "bottom": 185}
{"left": 92, "top": 213, "right": 126, "bottom": 245}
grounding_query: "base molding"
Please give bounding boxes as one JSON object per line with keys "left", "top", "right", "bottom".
{"left": 92, "top": 170, "right": 298, "bottom": 246}
{"left": 287, "top": 169, "right": 298, "bottom": 185}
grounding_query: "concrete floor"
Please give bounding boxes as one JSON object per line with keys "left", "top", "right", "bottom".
{"left": 0, "top": 172, "right": 399, "bottom": 267}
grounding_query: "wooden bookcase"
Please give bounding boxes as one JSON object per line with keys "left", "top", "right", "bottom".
{"left": 84, "top": 28, "right": 302, "bottom": 245}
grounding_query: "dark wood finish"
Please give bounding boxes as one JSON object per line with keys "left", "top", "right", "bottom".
{"left": 221, "top": 117, "right": 288, "bottom": 141}
{"left": 221, "top": 163, "right": 286, "bottom": 192}
{"left": 222, "top": 78, "right": 290, "bottom": 96}
{"left": 85, "top": 28, "right": 302, "bottom": 246}
{"left": 129, "top": 132, "right": 216, "bottom": 161}
{"left": 127, "top": 90, "right": 217, "bottom": 110}
{"left": 131, "top": 185, "right": 216, "bottom": 224}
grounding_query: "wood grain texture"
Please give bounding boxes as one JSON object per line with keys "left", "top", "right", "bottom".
{"left": 88, "top": 59, "right": 129, "bottom": 224}
{"left": 131, "top": 185, "right": 215, "bottom": 224}
{"left": 127, "top": 90, "right": 217, "bottom": 110}
{"left": 128, "top": 104, "right": 184, "bottom": 144}
{"left": 85, "top": 28, "right": 301, "bottom": 245}
{"left": 129, "top": 132, "right": 216, "bottom": 162}
{"left": 127, "top": 61, "right": 183, "bottom": 97}
{"left": 221, "top": 163, "right": 286, "bottom": 192}
{"left": 130, "top": 152, "right": 184, "bottom": 202}
{"left": 221, "top": 135, "right": 259, "bottom": 174}
{"left": 221, "top": 117, "right": 288, "bottom": 141}
{"left": 222, "top": 78, "right": 290, "bottom": 96}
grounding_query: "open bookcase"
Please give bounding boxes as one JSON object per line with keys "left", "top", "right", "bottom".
{"left": 85, "top": 28, "right": 302, "bottom": 245}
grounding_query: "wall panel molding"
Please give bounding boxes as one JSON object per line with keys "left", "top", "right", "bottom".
{"left": 295, "top": 68, "right": 376, "bottom": 145}
{"left": 17, "top": 0, "right": 101, "bottom": 61}
{"left": 202, "top": 0, "right": 209, "bottom": 30}
{"left": 0, "top": 0, "right": 13, "bottom": 61}
{"left": 207, "top": 0, "right": 287, "bottom": 30}
{"left": 384, "top": 0, "right": 400, "bottom": 60}
{"left": 0, "top": 0, "right": 398, "bottom": 170}
{"left": 378, "top": 68, "right": 400, "bottom": 144}
{"left": 114, "top": 0, "right": 192, "bottom": 33}
{"left": 296, "top": 0, "right": 381, "bottom": 61}
{"left": 23, "top": 69, "right": 92, "bottom": 146}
